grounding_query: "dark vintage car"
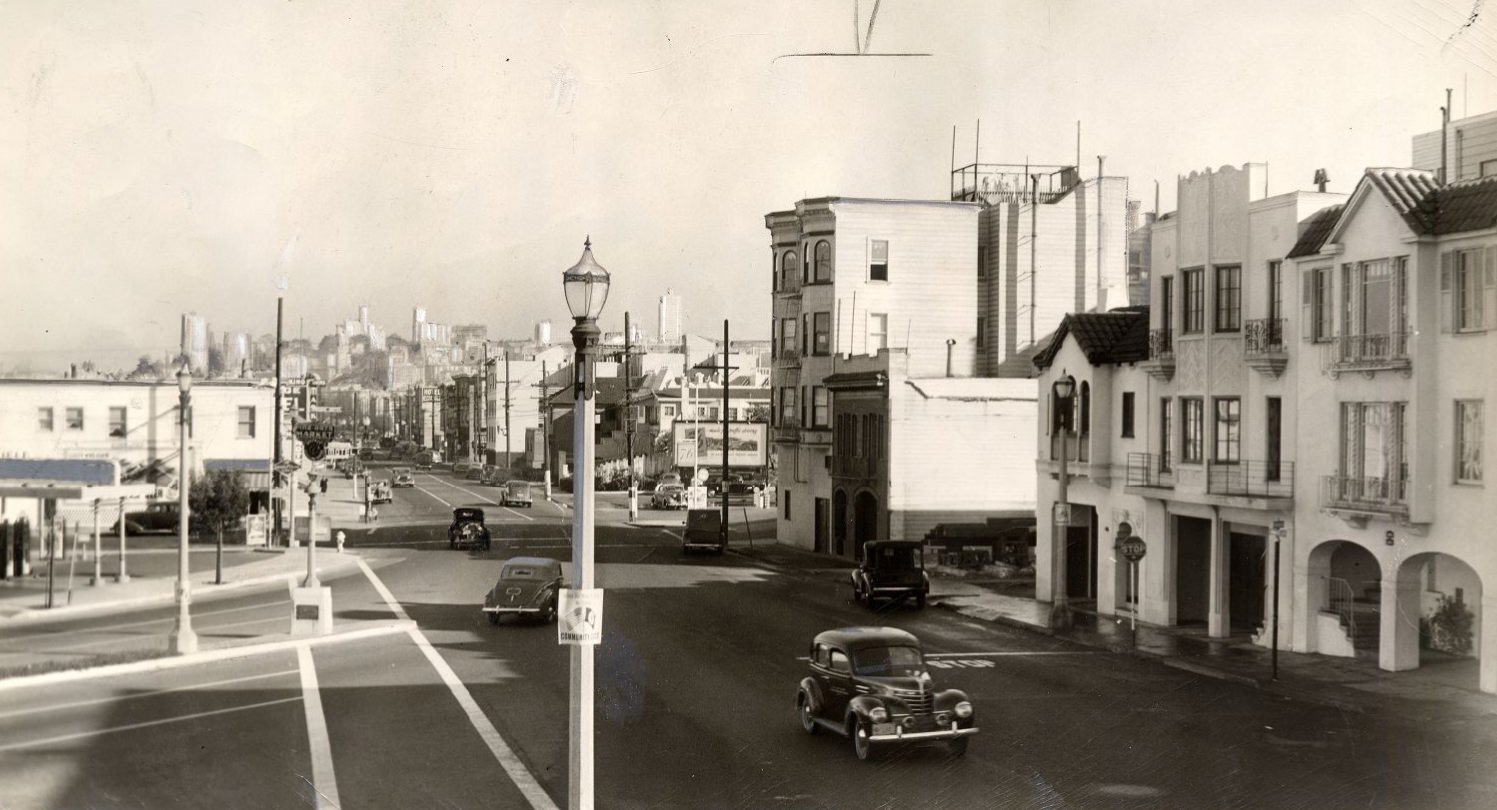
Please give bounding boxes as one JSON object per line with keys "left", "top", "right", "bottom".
{"left": 481, "top": 556, "right": 563, "bottom": 624}
{"left": 111, "top": 502, "right": 180, "bottom": 534}
{"left": 681, "top": 508, "right": 726, "bottom": 554}
{"left": 480, "top": 465, "right": 504, "bottom": 486}
{"left": 392, "top": 468, "right": 415, "bottom": 488}
{"left": 796, "top": 627, "right": 977, "bottom": 760}
{"left": 369, "top": 479, "right": 393, "bottom": 504}
{"left": 464, "top": 464, "right": 484, "bottom": 481}
{"left": 448, "top": 507, "right": 491, "bottom": 551}
{"left": 851, "top": 540, "right": 930, "bottom": 608}
{"left": 500, "top": 481, "right": 533, "bottom": 508}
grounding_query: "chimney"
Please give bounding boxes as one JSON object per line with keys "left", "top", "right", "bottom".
{"left": 1313, "top": 169, "right": 1329, "bottom": 193}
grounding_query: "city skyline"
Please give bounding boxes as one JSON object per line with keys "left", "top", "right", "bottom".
{"left": 3, "top": 1, "right": 1494, "bottom": 371}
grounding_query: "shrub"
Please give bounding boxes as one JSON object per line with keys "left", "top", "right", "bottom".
{"left": 1427, "top": 593, "right": 1475, "bottom": 656}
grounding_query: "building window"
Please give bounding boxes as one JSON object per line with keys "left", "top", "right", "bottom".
{"left": 65, "top": 407, "right": 84, "bottom": 431}
{"left": 812, "top": 386, "right": 829, "bottom": 428}
{"left": 1181, "top": 397, "right": 1204, "bottom": 464}
{"left": 1339, "top": 401, "right": 1408, "bottom": 502}
{"left": 976, "top": 316, "right": 987, "bottom": 349}
{"left": 977, "top": 245, "right": 988, "bottom": 280}
{"left": 1213, "top": 397, "right": 1240, "bottom": 464}
{"left": 238, "top": 406, "right": 256, "bottom": 439}
{"left": 869, "top": 240, "right": 888, "bottom": 281}
{"left": 1442, "top": 248, "right": 1493, "bottom": 332}
{"left": 1267, "top": 260, "right": 1283, "bottom": 324}
{"left": 1182, "top": 268, "right": 1204, "bottom": 333}
{"left": 800, "top": 385, "right": 807, "bottom": 426}
{"left": 1309, "top": 266, "right": 1333, "bottom": 342}
{"left": 780, "top": 387, "right": 797, "bottom": 426}
{"left": 1345, "top": 257, "right": 1409, "bottom": 348}
{"left": 813, "top": 240, "right": 832, "bottom": 283}
{"left": 38, "top": 407, "right": 54, "bottom": 431}
{"left": 813, "top": 312, "right": 831, "bottom": 355}
{"left": 784, "top": 489, "right": 792, "bottom": 519}
{"left": 1456, "top": 400, "right": 1483, "bottom": 483}
{"left": 780, "top": 318, "right": 798, "bottom": 356}
{"left": 1159, "top": 398, "right": 1173, "bottom": 472}
{"left": 801, "top": 314, "right": 809, "bottom": 356}
{"left": 780, "top": 250, "right": 798, "bottom": 291}
{"left": 1214, "top": 265, "right": 1241, "bottom": 332}
{"left": 1266, "top": 396, "right": 1282, "bottom": 482}
{"left": 109, "top": 407, "right": 128, "bottom": 438}
{"left": 868, "top": 312, "right": 888, "bottom": 352}
{"left": 1121, "top": 392, "right": 1135, "bottom": 438}
{"left": 1161, "top": 276, "right": 1174, "bottom": 334}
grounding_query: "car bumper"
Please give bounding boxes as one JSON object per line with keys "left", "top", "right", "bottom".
{"left": 868, "top": 722, "right": 978, "bottom": 743}
{"left": 682, "top": 541, "right": 725, "bottom": 550}
{"left": 482, "top": 606, "right": 544, "bottom": 614}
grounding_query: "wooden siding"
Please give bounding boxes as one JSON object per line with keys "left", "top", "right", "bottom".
{"left": 886, "top": 378, "right": 1036, "bottom": 514}
{"left": 1413, "top": 114, "right": 1497, "bottom": 180}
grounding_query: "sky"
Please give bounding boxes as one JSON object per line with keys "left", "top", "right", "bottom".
{"left": 2, "top": 0, "right": 1495, "bottom": 372}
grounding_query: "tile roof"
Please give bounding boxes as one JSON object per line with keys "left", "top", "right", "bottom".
{"left": 1432, "top": 175, "right": 1497, "bottom": 234}
{"left": 1286, "top": 204, "right": 1345, "bottom": 259}
{"left": 1288, "top": 170, "right": 1497, "bottom": 259}
{"left": 1032, "top": 308, "right": 1150, "bottom": 370}
{"left": 1363, "top": 168, "right": 1440, "bottom": 234}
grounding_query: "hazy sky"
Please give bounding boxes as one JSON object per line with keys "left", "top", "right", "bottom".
{"left": 2, "top": 0, "right": 1494, "bottom": 371}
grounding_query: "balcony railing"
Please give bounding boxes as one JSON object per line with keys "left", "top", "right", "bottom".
{"left": 1206, "top": 460, "right": 1293, "bottom": 498}
{"left": 1244, "top": 318, "right": 1286, "bottom": 357}
{"left": 1323, "top": 332, "right": 1411, "bottom": 377}
{"left": 1148, "top": 328, "right": 1174, "bottom": 361}
{"left": 1125, "top": 452, "right": 1175, "bottom": 489}
{"left": 1321, "top": 475, "right": 1409, "bottom": 515}
{"left": 1049, "top": 432, "right": 1090, "bottom": 464}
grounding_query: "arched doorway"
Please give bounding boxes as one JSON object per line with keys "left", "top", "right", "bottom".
{"left": 833, "top": 489, "right": 848, "bottom": 559}
{"left": 1305, "top": 539, "right": 1382, "bottom": 658}
{"left": 1392, "top": 552, "right": 1486, "bottom": 691}
{"left": 853, "top": 491, "right": 879, "bottom": 558}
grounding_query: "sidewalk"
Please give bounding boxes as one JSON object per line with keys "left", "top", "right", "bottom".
{"left": 735, "top": 542, "right": 1497, "bottom": 717}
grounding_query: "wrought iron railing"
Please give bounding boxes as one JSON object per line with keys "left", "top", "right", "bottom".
{"left": 1244, "top": 318, "right": 1286, "bottom": 356}
{"left": 1206, "top": 460, "right": 1293, "bottom": 498}
{"left": 1321, "top": 475, "right": 1409, "bottom": 514}
{"left": 1125, "top": 452, "right": 1174, "bottom": 488}
{"left": 1327, "top": 577, "right": 1359, "bottom": 641}
{"left": 1148, "top": 328, "right": 1174, "bottom": 361}
{"left": 1323, "top": 332, "right": 1410, "bottom": 375}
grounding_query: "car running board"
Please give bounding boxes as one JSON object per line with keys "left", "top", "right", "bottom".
{"left": 811, "top": 717, "right": 849, "bottom": 736}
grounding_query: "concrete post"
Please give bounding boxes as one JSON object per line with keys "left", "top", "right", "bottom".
{"left": 91, "top": 500, "right": 102, "bottom": 586}
{"left": 1207, "top": 510, "right": 1229, "bottom": 638}
{"left": 116, "top": 497, "right": 130, "bottom": 583}
{"left": 1379, "top": 576, "right": 1421, "bottom": 673}
{"left": 1481, "top": 593, "right": 1497, "bottom": 694}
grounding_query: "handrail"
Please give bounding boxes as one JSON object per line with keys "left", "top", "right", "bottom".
{"left": 1327, "top": 576, "right": 1358, "bottom": 640}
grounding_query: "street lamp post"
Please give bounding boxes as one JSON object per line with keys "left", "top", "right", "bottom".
{"left": 1050, "top": 373, "right": 1076, "bottom": 631}
{"left": 169, "top": 365, "right": 198, "bottom": 654}
{"left": 564, "top": 237, "right": 609, "bottom": 810}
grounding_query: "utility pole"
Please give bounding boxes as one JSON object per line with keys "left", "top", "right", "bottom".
{"left": 504, "top": 348, "right": 512, "bottom": 471}
{"left": 541, "top": 360, "right": 551, "bottom": 498}
{"left": 481, "top": 342, "right": 489, "bottom": 466}
{"left": 625, "top": 311, "right": 636, "bottom": 521}
{"left": 272, "top": 294, "right": 284, "bottom": 547}
{"left": 721, "top": 319, "right": 730, "bottom": 547}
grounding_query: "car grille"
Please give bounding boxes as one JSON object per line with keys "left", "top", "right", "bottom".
{"left": 891, "top": 688, "right": 933, "bottom": 716}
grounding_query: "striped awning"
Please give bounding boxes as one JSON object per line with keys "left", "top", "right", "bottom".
{"left": 203, "top": 459, "right": 272, "bottom": 490}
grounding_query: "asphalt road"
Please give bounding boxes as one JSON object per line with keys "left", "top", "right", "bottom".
{"left": 2, "top": 469, "right": 1494, "bottom": 809}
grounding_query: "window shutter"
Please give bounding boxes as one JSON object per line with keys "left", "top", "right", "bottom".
{"left": 1485, "top": 247, "right": 1497, "bottom": 330}
{"left": 1440, "top": 252, "right": 1454, "bottom": 333}
{"left": 1301, "top": 268, "right": 1315, "bottom": 342}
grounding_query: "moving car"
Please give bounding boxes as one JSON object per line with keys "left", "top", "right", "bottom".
{"left": 464, "top": 464, "right": 484, "bottom": 481}
{"left": 795, "top": 627, "right": 977, "bottom": 761}
{"left": 369, "top": 479, "right": 393, "bottom": 504}
{"left": 448, "top": 507, "right": 491, "bottom": 551}
{"left": 480, "top": 465, "right": 504, "bottom": 486}
{"left": 851, "top": 540, "right": 930, "bottom": 608}
{"left": 452, "top": 461, "right": 472, "bottom": 476}
{"left": 681, "top": 508, "right": 726, "bottom": 554}
{"left": 414, "top": 452, "right": 434, "bottom": 471}
{"left": 392, "top": 468, "right": 415, "bottom": 488}
{"left": 481, "top": 556, "right": 563, "bottom": 624}
{"left": 651, "top": 483, "right": 687, "bottom": 510}
{"left": 111, "top": 502, "right": 180, "bottom": 534}
{"left": 500, "top": 480, "right": 534, "bottom": 508}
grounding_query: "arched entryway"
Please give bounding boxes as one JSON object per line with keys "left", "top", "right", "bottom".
{"left": 1305, "top": 540, "right": 1382, "bottom": 658}
{"left": 853, "top": 491, "right": 879, "bottom": 556}
{"left": 833, "top": 489, "right": 848, "bottom": 559}
{"left": 1391, "top": 552, "right": 1486, "bottom": 691}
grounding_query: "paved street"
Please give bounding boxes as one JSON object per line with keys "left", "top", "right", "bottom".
{"left": 1, "top": 468, "right": 1495, "bottom": 809}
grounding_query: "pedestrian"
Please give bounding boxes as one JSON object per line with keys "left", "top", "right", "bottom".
{"left": 370, "top": 505, "right": 379, "bottom": 522}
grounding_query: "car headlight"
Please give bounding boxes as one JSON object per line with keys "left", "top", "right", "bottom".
{"left": 953, "top": 701, "right": 973, "bottom": 719}
{"left": 868, "top": 707, "right": 888, "bottom": 723}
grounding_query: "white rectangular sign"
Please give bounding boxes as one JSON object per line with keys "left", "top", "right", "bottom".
{"left": 558, "top": 588, "right": 604, "bottom": 645}
{"left": 672, "top": 421, "right": 768, "bottom": 468}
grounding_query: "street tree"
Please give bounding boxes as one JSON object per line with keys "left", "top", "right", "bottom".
{"left": 190, "top": 469, "right": 250, "bottom": 584}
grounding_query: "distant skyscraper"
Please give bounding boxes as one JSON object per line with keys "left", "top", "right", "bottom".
{"left": 657, "top": 289, "right": 682, "bottom": 343}
{"left": 412, "top": 307, "right": 427, "bottom": 344}
{"left": 534, "top": 320, "right": 552, "bottom": 345}
{"left": 180, "top": 312, "right": 209, "bottom": 373}
{"left": 222, "top": 332, "right": 251, "bottom": 377}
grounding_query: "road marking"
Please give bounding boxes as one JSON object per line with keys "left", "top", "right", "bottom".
{"left": 0, "top": 600, "right": 293, "bottom": 646}
{"left": 25, "top": 614, "right": 291, "bottom": 653}
{"left": 414, "top": 484, "right": 453, "bottom": 508}
{"left": 298, "top": 644, "right": 342, "bottom": 809}
{"left": 0, "top": 668, "right": 299, "bottom": 721}
{"left": 354, "top": 557, "right": 557, "bottom": 810}
{"left": 501, "top": 506, "right": 535, "bottom": 522}
{"left": 0, "top": 696, "right": 302, "bottom": 753}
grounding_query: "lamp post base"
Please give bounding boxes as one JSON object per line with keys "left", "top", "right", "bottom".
{"left": 1048, "top": 601, "right": 1073, "bottom": 632}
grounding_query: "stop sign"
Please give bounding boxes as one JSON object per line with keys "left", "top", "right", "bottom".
{"left": 1120, "top": 535, "right": 1147, "bottom": 562}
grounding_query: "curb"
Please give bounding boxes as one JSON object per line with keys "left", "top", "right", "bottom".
{"left": 0, "top": 621, "right": 416, "bottom": 693}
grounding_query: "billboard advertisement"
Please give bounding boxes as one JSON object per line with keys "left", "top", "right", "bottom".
{"left": 673, "top": 422, "right": 768, "bottom": 468}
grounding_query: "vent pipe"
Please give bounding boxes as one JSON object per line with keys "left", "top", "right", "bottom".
{"left": 1441, "top": 88, "right": 1452, "bottom": 185}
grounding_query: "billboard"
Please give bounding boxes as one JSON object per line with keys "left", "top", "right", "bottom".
{"left": 673, "top": 422, "right": 768, "bottom": 468}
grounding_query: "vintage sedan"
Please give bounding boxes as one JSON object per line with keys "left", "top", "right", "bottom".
{"left": 795, "top": 627, "right": 977, "bottom": 761}
{"left": 481, "top": 557, "right": 563, "bottom": 624}
{"left": 111, "top": 502, "right": 180, "bottom": 535}
{"left": 651, "top": 483, "right": 687, "bottom": 510}
{"left": 447, "top": 507, "right": 491, "bottom": 551}
{"left": 500, "top": 481, "right": 533, "bottom": 508}
{"left": 392, "top": 469, "right": 416, "bottom": 488}
{"left": 851, "top": 540, "right": 930, "bottom": 609}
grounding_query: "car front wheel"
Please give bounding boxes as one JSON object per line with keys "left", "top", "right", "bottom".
{"left": 850, "top": 717, "right": 875, "bottom": 761}
{"left": 797, "top": 693, "right": 818, "bottom": 734}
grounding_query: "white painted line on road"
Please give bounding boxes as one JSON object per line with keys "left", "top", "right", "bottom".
{"left": 501, "top": 506, "right": 534, "bottom": 522}
{"left": 415, "top": 484, "right": 453, "bottom": 508}
{"left": 0, "top": 696, "right": 303, "bottom": 753}
{"left": 0, "top": 668, "right": 299, "bottom": 721}
{"left": 924, "top": 651, "right": 1106, "bottom": 658}
{"left": 298, "top": 644, "right": 342, "bottom": 809}
{"left": 353, "top": 557, "right": 556, "bottom": 810}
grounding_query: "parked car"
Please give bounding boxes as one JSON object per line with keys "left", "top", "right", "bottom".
{"left": 452, "top": 461, "right": 472, "bottom": 476}
{"left": 369, "top": 479, "right": 393, "bottom": 504}
{"left": 414, "top": 452, "right": 434, "bottom": 471}
{"left": 464, "top": 464, "right": 484, "bottom": 481}
{"left": 481, "top": 557, "right": 563, "bottom": 624}
{"left": 651, "top": 483, "right": 687, "bottom": 510}
{"left": 795, "top": 627, "right": 977, "bottom": 760}
{"left": 501, "top": 480, "right": 534, "bottom": 508}
{"left": 851, "top": 541, "right": 930, "bottom": 608}
{"left": 111, "top": 502, "right": 181, "bottom": 534}
{"left": 448, "top": 507, "right": 491, "bottom": 551}
{"left": 681, "top": 508, "right": 726, "bottom": 554}
{"left": 479, "top": 465, "right": 503, "bottom": 486}
{"left": 657, "top": 472, "right": 683, "bottom": 488}
{"left": 392, "top": 468, "right": 415, "bottom": 488}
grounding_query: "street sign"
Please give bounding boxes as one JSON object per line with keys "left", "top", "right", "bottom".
{"left": 274, "top": 460, "right": 301, "bottom": 475}
{"left": 303, "top": 440, "right": 327, "bottom": 461}
{"left": 558, "top": 588, "right": 603, "bottom": 645}
{"left": 295, "top": 421, "right": 336, "bottom": 442}
{"left": 1120, "top": 535, "right": 1147, "bottom": 562}
{"left": 1052, "top": 501, "right": 1070, "bottom": 527}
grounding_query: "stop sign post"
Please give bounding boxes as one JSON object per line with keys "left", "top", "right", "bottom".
{"left": 1120, "top": 536, "right": 1146, "bottom": 562}
{"left": 1118, "top": 533, "right": 1146, "bottom": 630}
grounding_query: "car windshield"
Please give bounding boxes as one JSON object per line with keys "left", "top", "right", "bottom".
{"left": 454, "top": 509, "right": 483, "bottom": 521}
{"left": 851, "top": 645, "right": 925, "bottom": 677}
{"left": 872, "top": 546, "right": 920, "bottom": 569}
{"left": 500, "top": 565, "right": 545, "bottom": 579}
